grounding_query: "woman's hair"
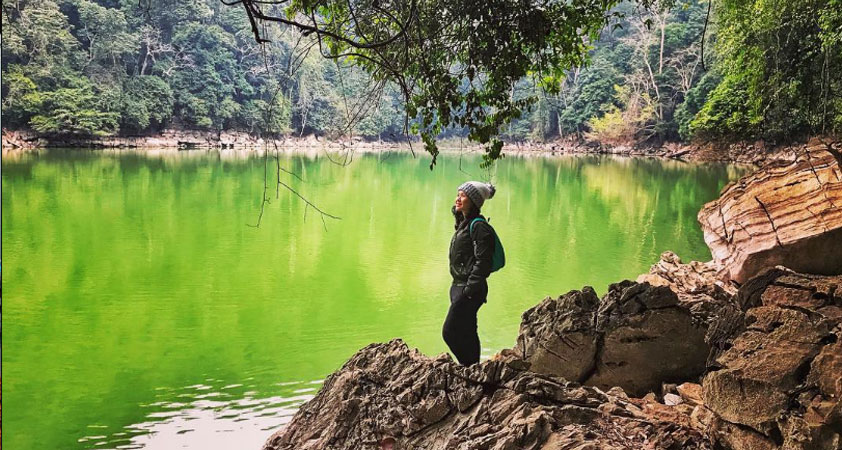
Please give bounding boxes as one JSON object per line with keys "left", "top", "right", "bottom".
{"left": 452, "top": 204, "right": 480, "bottom": 229}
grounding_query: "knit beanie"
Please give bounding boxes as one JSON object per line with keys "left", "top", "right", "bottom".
{"left": 458, "top": 181, "right": 496, "bottom": 209}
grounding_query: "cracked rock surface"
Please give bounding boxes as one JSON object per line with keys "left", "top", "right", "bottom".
{"left": 263, "top": 339, "right": 711, "bottom": 450}
{"left": 698, "top": 139, "right": 842, "bottom": 284}
{"left": 701, "top": 269, "right": 842, "bottom": 450}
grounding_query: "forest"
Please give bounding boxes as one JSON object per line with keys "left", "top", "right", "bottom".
{"left": 2, "top": 0, "right": 840, "bottom": 146}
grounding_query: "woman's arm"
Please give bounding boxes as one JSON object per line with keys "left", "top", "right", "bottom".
{"left": 465, "top": 221, "right": 494, "bottom": 296}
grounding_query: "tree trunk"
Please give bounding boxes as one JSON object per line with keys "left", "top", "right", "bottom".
{"left": 140, "top": 48, "right": 150, "bottom": 76}
{"left": 658, "top": 15, "right": 666, "bottom": 74}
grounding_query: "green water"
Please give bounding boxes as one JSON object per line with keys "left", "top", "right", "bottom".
{"left": 1, "top": 148, "right": 744, "bottom": 449}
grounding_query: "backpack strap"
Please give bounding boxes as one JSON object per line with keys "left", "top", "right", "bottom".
{"left": 469, "top": 217, "right": 485, "bottom": 235}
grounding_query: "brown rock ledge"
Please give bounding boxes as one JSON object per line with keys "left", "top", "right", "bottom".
{"left": 264, "top": 339, "right": 710, "bottom": 450}
{"left": 264, "top": 269, "right": 842, "bottom": 450}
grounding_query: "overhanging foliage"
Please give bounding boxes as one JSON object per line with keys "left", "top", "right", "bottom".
{"left": 230, "top": 0, "right": 641, "bottom": 167}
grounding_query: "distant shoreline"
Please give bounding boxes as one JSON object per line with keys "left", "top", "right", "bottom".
{"left": 2, "top": 128, "right": 822, "bottom": 166}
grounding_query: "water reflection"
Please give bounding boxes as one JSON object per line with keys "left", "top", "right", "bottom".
{"left": 2, "top": 149, "right": 745, "bottom": 450}
{"left": 79, "top": 379, "right": 319, "bottom": 450}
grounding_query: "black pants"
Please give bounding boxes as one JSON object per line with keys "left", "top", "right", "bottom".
{"left": 442, "top": 282, "right": 487, "bottom": 366}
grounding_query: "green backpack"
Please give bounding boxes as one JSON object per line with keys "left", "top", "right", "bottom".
{"left": 470, "top": 217, "right": 505, "bottom": 272}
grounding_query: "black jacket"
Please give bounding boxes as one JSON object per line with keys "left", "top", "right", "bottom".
{"left": 449, "top": 206, "right": 495, "bottom": 298}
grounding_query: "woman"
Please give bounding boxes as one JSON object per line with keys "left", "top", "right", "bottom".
{"left": 443, "top": 181, "right": 496, "bottom": 366}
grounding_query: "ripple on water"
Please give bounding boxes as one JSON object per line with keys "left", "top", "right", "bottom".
{"left": 80, "top": 379, "right": 317, "bottom": 450}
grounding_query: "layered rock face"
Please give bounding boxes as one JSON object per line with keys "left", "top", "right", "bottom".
{"left": 698, "top": 140, "right": 842, "bottom": 284}
{"left": 700, "top": 269, "right": 842, "bottom": 450}
{"left": 511, "top": 279, "right": 711, "bottom": 397}
{"left": 265, "top": 339, "right": 711, "bottom": 450}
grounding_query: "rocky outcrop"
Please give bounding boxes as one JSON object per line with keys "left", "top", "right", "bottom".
{"left": 698, "top": 139, "right": 842, "bottom": 284}
{"left": 265, "top": 339, "right": 711, "bottom": 450}
{"left": 701, "top": 269, "right": 842, "bottom": 450}
{"left": 1, "top": 129, "right": 47, "bottom": 149}
{"left": 510, "top": 280, "right": 711, "bottom": 397}
{"left": 263, "top": 270, "right": 842, "bottom": 450}
{"left": 260, "top": 136, "right": 842, "bottom": 449}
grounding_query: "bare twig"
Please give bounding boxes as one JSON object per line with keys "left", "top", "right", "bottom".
{"left": 700, "top": 0, "right": 712, "bottom": 72}
{"left": 458, "top": 136, "right": 472, "bottom": 176}
{"left": 248, "top": 151, "right": 272, "bottom": 227}
{"left": 247, "top": 26, "right": 341, "bottom": 228}
{"left": 279, "top": 180, "right": 341, "bottom": 220}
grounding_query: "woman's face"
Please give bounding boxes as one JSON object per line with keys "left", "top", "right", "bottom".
{"left": 455, "top": 190, "right": 473, "bottom": 214}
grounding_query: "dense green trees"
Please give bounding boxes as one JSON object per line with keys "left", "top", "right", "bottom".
{"left": 500, "top": 1, "right": 713, "bottom": 144}
{"left": 233, "top": 0, "right": 621, "bottom": 164}
{"left": 491, "top": 0, "right": 840, "bottom": 146}
{"left": 2, "top": 0, "right": 839, "bottom": 149}
{"left": 689, "top": 0, "right": 842, "bottom": 140}
{"left": 1, "top": 0, "right": 403, "bottom": 137}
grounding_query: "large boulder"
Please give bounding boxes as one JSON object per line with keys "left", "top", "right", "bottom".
{"left": 590, "top": 282, "right": 710, "bottom": 396}
{"left": 512, "top": 280, "right": 710, "bottom": 397}
{"left": 701, "top": 269, "right": 842, "bottom": 450}
{"left": 264, "top": 339, "right": 711, "bottom": 450}
{"left": 698, "top": 139, "right": 842, "bottom": 284}
{"left": 637, "top": 252, "right": 746, "bottom": 367}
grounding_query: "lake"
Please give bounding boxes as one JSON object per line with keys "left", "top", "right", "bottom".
{"left": 1, "top": 148, "right": 745, "bottom": 449}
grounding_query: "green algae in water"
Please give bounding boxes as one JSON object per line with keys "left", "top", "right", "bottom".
{"left": 1, "top": 149, "right": 744, "bottom": 449}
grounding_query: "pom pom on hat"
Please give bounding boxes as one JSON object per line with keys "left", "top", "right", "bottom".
{"left": 458, "top": 181, "right": 496, "bottom": 208}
